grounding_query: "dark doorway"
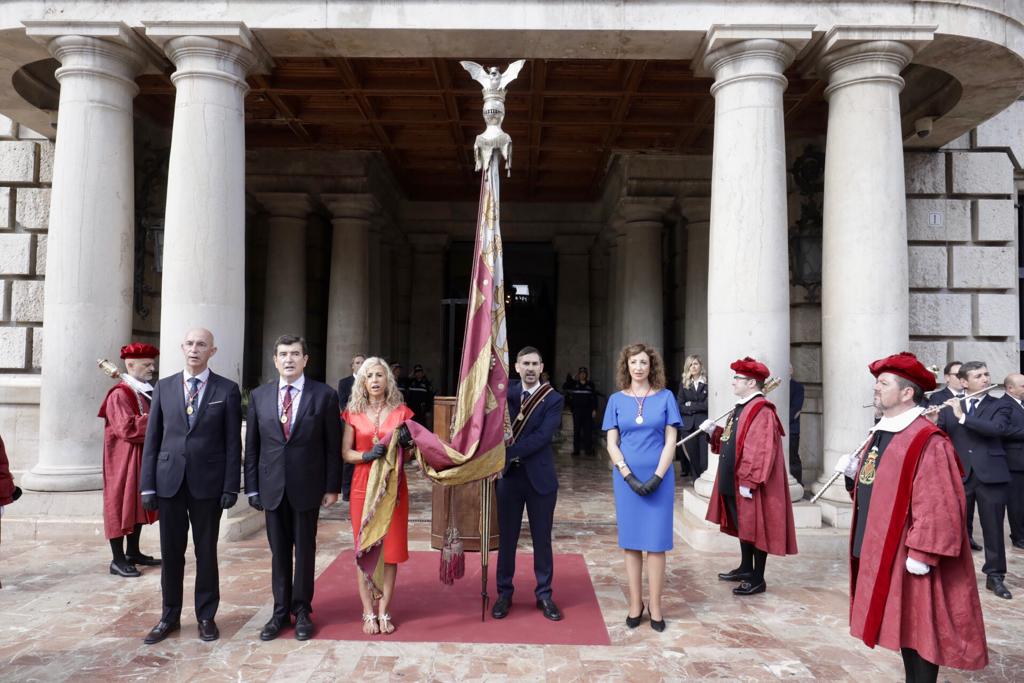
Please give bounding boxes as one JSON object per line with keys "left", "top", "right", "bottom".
{"left": 443, "top": 241, "right": 557, "bottom": 393}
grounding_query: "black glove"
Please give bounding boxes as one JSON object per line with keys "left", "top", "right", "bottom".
{"left": 11, "top": 486, "right": 22, "bottom": 501}
{"left": 397, "top": 424, "right": 415, "bottom": 450}
{"left": 141, "top": 493, "right": 158, "bottom": 511}
{"left": 639, "top": 474, "right": 663, "bottom": 495}
{"left": 248, "top": 494, "right": 264, "bottom": 512}
{"left": 220, "top": 492, "right": 238, "bottom": 509}
{"left": 362, "top": 442, "right": 388, "bottom": 462}
{"left": 624, "top": 473, "right": 647, "bottom": 496}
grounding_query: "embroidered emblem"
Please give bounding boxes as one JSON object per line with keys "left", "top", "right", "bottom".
{"left": 859, "top": 446, "right": 879, "bottom": 486}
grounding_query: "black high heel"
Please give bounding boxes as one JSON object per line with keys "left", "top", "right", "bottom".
{"left": 650, "top": 606, "right": 666, "bottom": 632}
{"left": 625, "top": 603, "right": 645, "bottom": 628}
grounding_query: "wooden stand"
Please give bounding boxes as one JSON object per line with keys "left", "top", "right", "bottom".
{"left": 429, "top": 396, "right": 499, "bottom": 552}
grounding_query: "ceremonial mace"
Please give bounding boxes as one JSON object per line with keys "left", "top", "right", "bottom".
{"left": 676, "top": 376, "right": 782, "bottom": 447}
{"left": 810, "top": 382, "right": 1004, "bottom": 504}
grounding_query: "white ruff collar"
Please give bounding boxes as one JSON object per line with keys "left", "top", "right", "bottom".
{"left": 871, "top": 406, "right": 924, "bottom": 434}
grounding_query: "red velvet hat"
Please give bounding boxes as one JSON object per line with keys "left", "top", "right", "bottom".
{"left": 120, "top": 343, "right": 159, "bottom": 359}
{"left": 868, "top": 351, "right": 936, "bottom": 391}
{"left": 730, "top": 356, "right": 770, "bottom": 381}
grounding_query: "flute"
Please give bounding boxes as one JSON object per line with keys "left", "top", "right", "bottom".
{"left": 676, "top": 376, "right": 782, "bottom": 447}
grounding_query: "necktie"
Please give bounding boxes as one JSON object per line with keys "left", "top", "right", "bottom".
{"left": 282, "top": 385, "right": 294, "bottom": 440}
{"left": 523, "top": 390, "right": 531, "bottom": 403}
{"left": 187, "top": 377, "right": 200, "bottom": 428}
{"left": 968, "top": 399, "right": 978, "bottom": 416}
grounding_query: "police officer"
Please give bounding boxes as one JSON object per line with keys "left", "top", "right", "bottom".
{"left": 566, "top": 366, "right": 598, "bottom": 456}
{"left": 407, "top": 364, "right": 435, "bottom": 429}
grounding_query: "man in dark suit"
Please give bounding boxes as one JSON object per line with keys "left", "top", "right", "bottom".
{"left": 337, "top": 353, "right": 365, "bottom": 502}
{"left": 789, "top": 367, "right": 805, "bottom": 485}
{"left": 492, "top": 346, "right": 564, "bottom": 622}
{"left": 926, "top": 360, "right": 963, "bottom": 407}
{"left": 245, "top": 334, "right": 341, "bottom": 641}
{"left": 999, "top": 373, "right": 1024, "bottom": 550}
{"left": 140, "top": 328, "right": 243, "bottom": 643}
{"left": 935, "top": 361, "right": 1012, "bottom": 599}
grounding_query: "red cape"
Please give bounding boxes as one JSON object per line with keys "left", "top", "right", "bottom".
{"left": 705, "top": 396, "right": 798, "bottom": 556}
{"left": 99, "top": 383, "right": 157, "bottom": 539}
{"left": 848, "top": 416, "right": 987, "bottom": 670}
{"left": 0, "top": 435, "right": 14, "bottom": 505}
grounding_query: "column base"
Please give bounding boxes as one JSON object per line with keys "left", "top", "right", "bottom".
{"left": 21, "top": 465, "right": 102, "bottom": 492}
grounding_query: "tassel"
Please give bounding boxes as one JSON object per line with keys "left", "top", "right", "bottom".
{"left": 439, "top": 527, "right": 465, "bottom": 585}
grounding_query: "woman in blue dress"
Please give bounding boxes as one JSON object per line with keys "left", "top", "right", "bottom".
{"left": 603, "top": 342, "right": 682, "bottom": 632}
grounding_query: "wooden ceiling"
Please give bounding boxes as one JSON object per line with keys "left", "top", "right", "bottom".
{"left": 135, "top": 57, "right": 828, "bottom": 202}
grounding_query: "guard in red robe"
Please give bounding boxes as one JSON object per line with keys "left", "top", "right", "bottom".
{"left": 841, "top": 352, "right": 987, "bottom": 682}
{"left": 0, "top": 434, "right": 23, "bottom": 588}
{"left": 702, "top": 357, "right": 797, "bottom": 596}
{"left": 99, "top": 343, "right": 161, "bottom": 577}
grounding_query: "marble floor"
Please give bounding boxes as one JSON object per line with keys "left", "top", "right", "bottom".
{"left": 0, "top": 452, "right": 1021, "bottom": 682}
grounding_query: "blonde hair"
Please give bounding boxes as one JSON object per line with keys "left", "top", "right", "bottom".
{"left": 616, "top": 343, "right": 667, "bottom": 391}
{"left": 346, "top": 356, "right": 405, "bottom": 414}
{"left": 682, "top": 354, "right": 705, "bottom": 390}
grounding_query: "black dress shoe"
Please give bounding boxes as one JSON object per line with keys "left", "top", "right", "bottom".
{"left": 125, "top": 554, "right": 161, "bottom": 567}
{"left": 294, "top": 612, "right": 314, "bottom": 641}
{"left": 733, "top": 580, "right": 767, "bottom": 596}
{"left": 536, "top": 598, "right": 563, "bottom": 621}
{"left": 625, "top": 603, "right": 644, "bottom": 628}
{"left": 143, "top": 620, "right": 180, "bottom": 645}
{"left": 986, "top": 575, "right": 1013, "bottom": 600}
{"left": 198, "top": 619, "right": 219, "bottom": 642}
{"left": 491, "top": 596, "right": 511, "bottom": 619}
{"left": 1011, "top": 539, "right": 1024, "bottom": 550}
{"left": 110, "top": 559, "right": 141, "bottom": 577}
{"left": 969, "top": 538, "right": 983, "bottom": 551}
{"left": 259, "top": 617, "right": 287, "bottom": 641}
{"left": 717, "top": 567, "right": 754, "bottom": 582}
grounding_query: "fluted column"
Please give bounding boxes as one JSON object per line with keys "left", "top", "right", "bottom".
{"left": 146, "top": 23, "right": 268, "bottom": 384}
{"left": 695, "top": 27, "right": 811, "bottom": 500}
{"left": 407, "top": 233, "right": 448, "bottom": 383}
{"left": 22, "top": 23, "right": 150, "bottom": 491}
{"left": 814, "top": 28, "right": 933, "bottom": 502}
{"left": 554, "top": 235, "right": 592, "bottom": 379}
{"left": 255, "top": 192, "right": 310, "bottom": 382}
{"left": 322, "top": 194, "right": 376, "bottom": 385}
{"left": 682, "top": 198, "right": 710, "bottom": 362}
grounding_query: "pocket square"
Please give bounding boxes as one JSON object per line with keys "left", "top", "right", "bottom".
{"left": 208, "top": 400, "right": 224, "bottom": 405}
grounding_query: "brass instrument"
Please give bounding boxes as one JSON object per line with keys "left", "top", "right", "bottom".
{"left": 676, "top": 376, "right": 782, "bottom": 447}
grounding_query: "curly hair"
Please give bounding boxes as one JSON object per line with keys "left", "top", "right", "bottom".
{"left": 615, "top": 343, "right": 667, "bottom": 391}
{"left": 681, "top": 354, "right": 705, "bottom": 390}
{"left": 346, "top": 356, "right": 405, "bottom": 414}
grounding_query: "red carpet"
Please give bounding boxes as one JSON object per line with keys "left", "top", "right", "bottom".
{"left": 308, "top": 550, "right": 611, "bottom": 645}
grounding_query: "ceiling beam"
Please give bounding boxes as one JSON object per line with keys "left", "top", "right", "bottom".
{"left": 431, "top": 58, "right": 475, "bottom": 185}
{"left": 250, "top": 74, "right": 314, "bottom": 144}
{"left": 588, "top": 60, "right": 648, "bottom": 196}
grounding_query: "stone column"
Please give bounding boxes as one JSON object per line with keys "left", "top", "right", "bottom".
{"left": 367, "top": 223, "right": 382, "bottom": 355}
{"left": 146, "top": 23, "right": 268, "bottom": 384}
{"left": 814, "top": 28, "right": 933, "bottom": 503}
{"left": 379, "top": 238, "right": 395, "bottom": 360}
{"left": 322, "top": 194, "right": 376, "bottom": 385}
{"left": 605, "top": 228, "right": 624, "bottom": 377}
{"left": 21, "top": 24, "right": 149, "bottom": 491}
{"left": 682, "top": 199, "right": 710, "bottom": 362}
{"left": 695, "top": 27, "right": 811, "bottom": 500}
{"left": 554, "top": 235, "right": 592, "bottom": 380}
{"left": 407, "top": 233, "right": 448, "bottom": 384}
{"left": 618, "top": 203, "right": 665, "bottom": 353}
{"left": 255, "top": 192, "right": 310, "bottom": 382}
{"left": 589, "top": 245, "right": 610, "bottom": 396}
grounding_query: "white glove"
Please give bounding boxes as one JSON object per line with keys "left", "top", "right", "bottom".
{"left": 833, "top": 450, "right": 861, "bottom": 478}
{"left": 905, "top": 557, "right": 930, "bottom": 575}
{"left": 699, "top": 418, "right": 716, "bottom": 435}
{"left": 738, "top": 485, "right": 753, "bottom": 499}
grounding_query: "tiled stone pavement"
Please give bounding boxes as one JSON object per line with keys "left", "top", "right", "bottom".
{"left": 1, "top": 452, "right": 1021, "bottom": 681}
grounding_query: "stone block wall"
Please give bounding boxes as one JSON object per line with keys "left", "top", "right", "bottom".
{"left": 0, "top": 115, "right": 50, "bottom": 375}
{"left": 905, "top": 128, "right": 1020, "bottom": 380}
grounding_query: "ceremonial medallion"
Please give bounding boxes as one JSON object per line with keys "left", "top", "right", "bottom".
{"left": 721, "top": 415, "right": 734, "bottom": 443}
{"left": 859, "top": 446, "right": 879, "bottom": 485}
{"left": 372, "top": 435, "right": 380, "bottom": 445}
{"left": 280, "top": 414, "right": 288, "bottom": 424}
{"left": 186, "top": 405, "right": 194, "bottom": 416}
{"left": 635, "top": 415, "right": 644, "bottom": 425}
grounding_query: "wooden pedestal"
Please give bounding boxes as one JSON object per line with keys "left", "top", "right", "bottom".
{"left": 429, "top": 396, "right": 500, "bottom": 552}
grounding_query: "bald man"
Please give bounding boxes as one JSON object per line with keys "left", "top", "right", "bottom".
{"left": 1000, "top": 373, "right": 1024, "bottom": 550}
{"left": 140, "top": 328, "right": 242, "bottom": 644}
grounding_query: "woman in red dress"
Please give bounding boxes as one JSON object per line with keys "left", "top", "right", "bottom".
{"left": 341, "top": 357, "right": 414, "bottom": 635}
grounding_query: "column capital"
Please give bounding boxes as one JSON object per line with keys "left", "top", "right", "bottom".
{"left": 553, "top": 234, "right": 594, "bottom": 256}
{"left": 144, "top": 21, "right": 272, "bottom": 83}
{"left": 23, "top": 21, "right": 162, "bottom": 87}
{"left": 693, "top": 24, "right": 813, "bottom": 79}
{"left": 407, "top": 232, "right": 449, "bottom": 253}
{"left": 613, "top": 198, "right": 669, "bottom": 225}
{"left": 253, "top": 192, "right": 312, "bottom": 219}
{"left": 812, "top": 27, "right": 934, "bottom": 97}
{"left": 321, "top": 193, "right": 380, "bottom": 221}
{"left": 680, "top": 197, "right": 712, "bottom": 223}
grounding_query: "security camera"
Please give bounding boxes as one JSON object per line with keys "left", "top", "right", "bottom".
{"left": 914, "top": 117, "right": 935, "bottom": 139}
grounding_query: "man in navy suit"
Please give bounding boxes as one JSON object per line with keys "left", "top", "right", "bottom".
{"left": 492, "top": 346, "right": 564, "bottom": 622}
{"left": 999, "top": 373, "right": 1024, "bottom": 550}
{"left": 935, "top": 361, "right": 1012, "bottom": 599}
{"left": 926, "top": 360, "right": 963, "bottom": 407}
{"left": 245, "top": 335, "right": 341, "bottom": 641}
{"left": 140, "top": 328, "right": 243, "bottom": 643}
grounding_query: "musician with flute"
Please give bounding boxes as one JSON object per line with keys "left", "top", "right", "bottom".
{"left": 930, "top": 360, "right": 1013, "bottom": 600}
{"left": 838, "top": 352, "right": 987, "bottom": 681}
{"left": 698, "top": 357, "right": 797, "bottom": 596}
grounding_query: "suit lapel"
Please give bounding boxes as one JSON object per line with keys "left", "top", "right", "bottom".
{"left": 288, "top": 382, "right": 314, "bottom": 439}
{"left": 170, "top": 372, "right": 187, "bottom": 428}
{"left": 262, "top": 383, "right": 286, "bottom": 444}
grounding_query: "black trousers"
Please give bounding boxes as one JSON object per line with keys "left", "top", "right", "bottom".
{"left": 789, "top": 433, "right": 803, "bottom": 485}
{"left": 964, "top": 473, "right": 1007, "bottom": 577}
{"left": 571, "top": 409, "right": 594, "bottom": 454}
{"left": 1009, "top": 470, "right": 1024, "bottom": 544}
{"left": 901, "top": 648, "right": 939, "bottom": 683}
{"left": 265, "top": 496, "right": 320, "bottom": 619}
{"left": 158, "top": 484, "right": 222, "bottom": 622}
{"left": 496, "top": 464, "right": 556, "bottom": 600}
{"left": 723, "top": 494, "right": 767, "bottom": 581}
